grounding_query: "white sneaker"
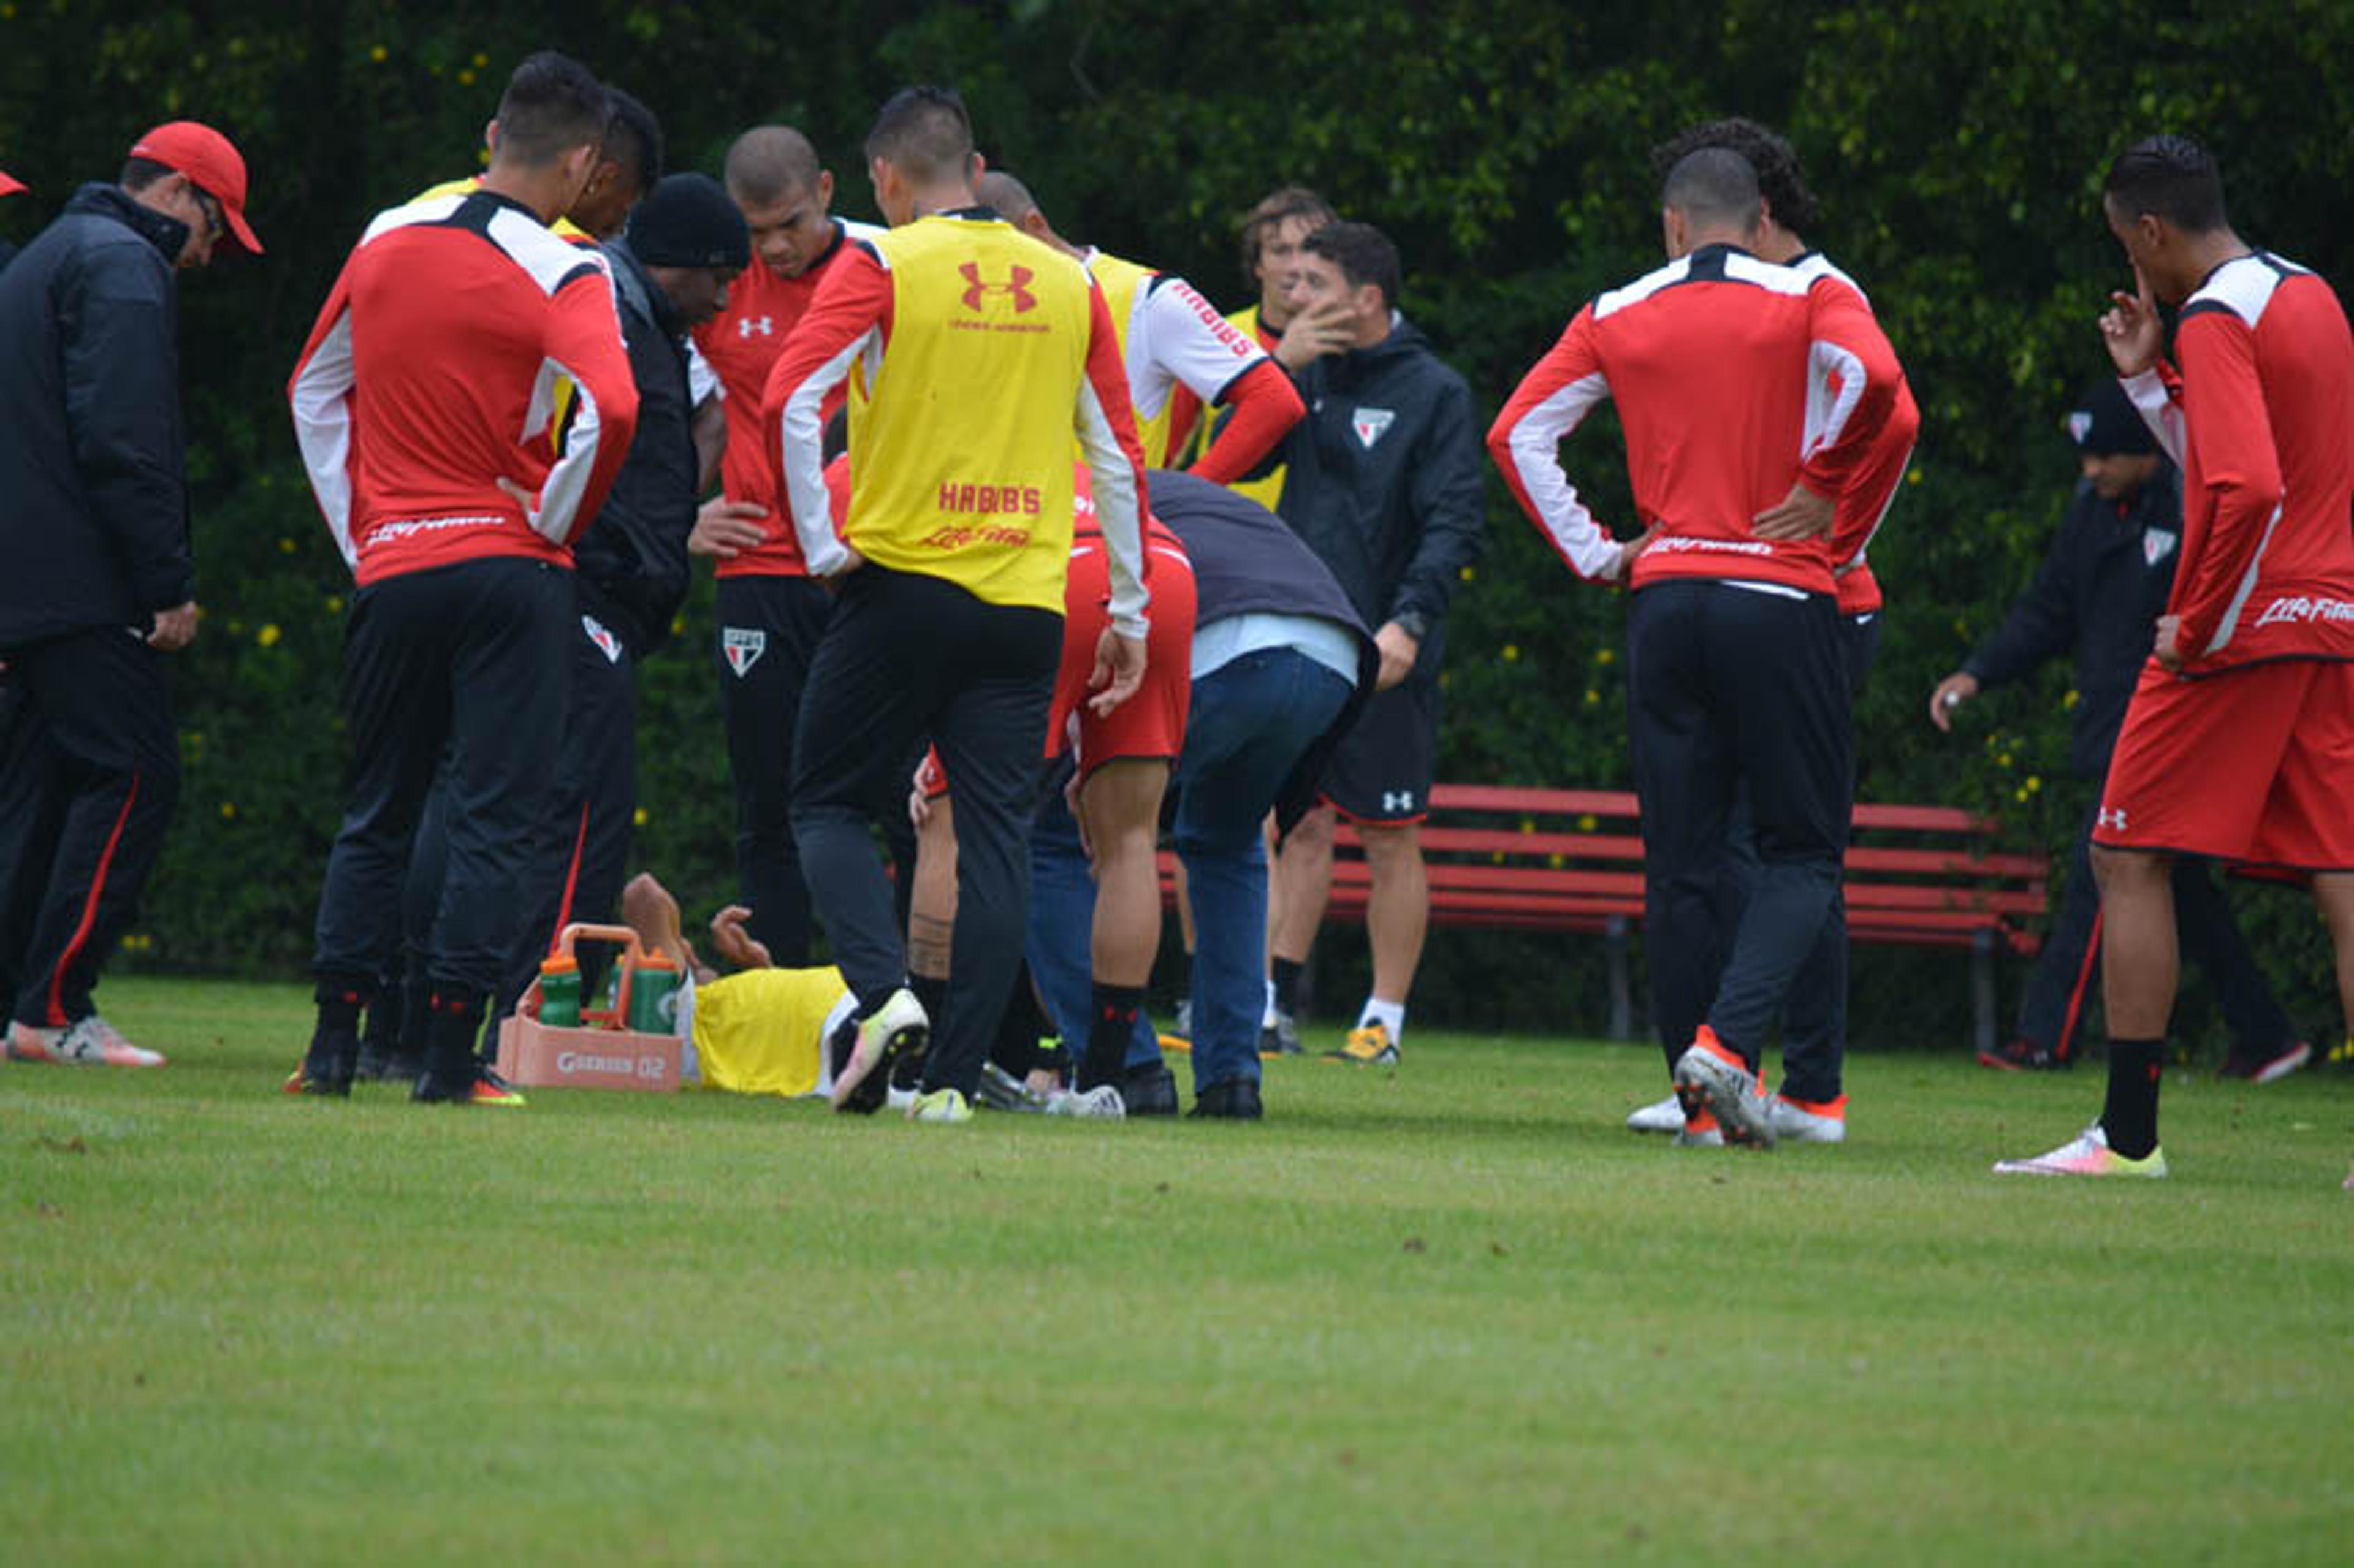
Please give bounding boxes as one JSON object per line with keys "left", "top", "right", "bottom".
{"left": 1626, "top": 1093, "right": 1685, "bottom": 1135}
{"left": 1766, "top": 1093, "right": 1848, "bottom": 1145}
{"left": 907, "top": 1087, "right": 973, "bottom": 1124}
{"left": 1046, "top": 1084, "right": 1126, "bottom": 1120}
{"left": 828, "top": 988, "right": 929, "bottom": 1113}
{"left": 1994, "top": 1122, "right": 2167, "bottom": 1178}
{"left": 8, "top": 1016, "right": 165, "bottom": 1067}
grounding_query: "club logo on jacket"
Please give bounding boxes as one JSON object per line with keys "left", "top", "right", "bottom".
{"left": 1353, "top": 408, "right": 1396, "bottom": 449}
{"left": 738, "top": 316, "right": 774, "bottom": 338}
{"left": 722, "top": 627, "right": 766, "bottom": 677}
{"left": 582, "top": 615, "right": 623, "bottom": 664}
{"left": 2141, "top": 527, "right": 2177, "bottom": 568}
{"left": 959, "top": 262, "right": 1037, "bottom": 315}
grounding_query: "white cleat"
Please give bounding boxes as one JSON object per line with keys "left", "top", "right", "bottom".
{"left": 1994, "top": 1123, "right": 2167, "bottom": 1179}
{"left": 1046, "top": 1084, "right": 1126, "bottom": 1120}
{"left": 8, "top": 1016, "right": 165, "bottom": 1067}
{"left": 1626, "top": 1093, "right": 1685, "bottom": 1135}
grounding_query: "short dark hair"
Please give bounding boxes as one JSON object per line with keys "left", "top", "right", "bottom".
{"left": 601, "top": 88, "right": 663, "bottom": 193}
{"left": 1238, "top": 184, "right": 1337, "bottom": 276}
{"left": 864, "top": 86, "right": 975, "bottom": 185}
{"left": 492, "top": 51, "right": 610, "bottom": 170}
{"left": 2105, "top": 134, "right": 2228, "bottom": 234}
{"left": 1650, "top": 117, "right": 1819, "bottom": 235}
{"left": 118, "top": 156, "right": 175, "bottom": 192}
{"left": 1660, "top": 147, "right": 1762, "bottom": 234}
{"left": 723, "top": 125, "right": 823, "bottom": 207}
{"left": 1302, "top": 221, "right": 1401, "bottom": 310}
{"left": 972, "top": 170, "right": 1040, "bottom": 224}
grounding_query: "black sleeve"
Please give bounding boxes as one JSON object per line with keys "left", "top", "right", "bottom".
{"left": 1962, "top": 495, "right": 2083, "bottom": 690}
{"left": 1386, "top": 373, "right": 1487, "bottom": 636}
{"left": 62, "top": 241, "right": 191, "bottom": 614}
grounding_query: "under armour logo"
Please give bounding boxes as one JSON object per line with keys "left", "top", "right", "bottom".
{"left": 739, "top": 316, "right": 774, "bottom": 338}
{"left": 959, "top": 262, "right": 1037, "bottom": 314}
{"left": 2097, "top": 807, "right": 2128, "bottom": 831}
{"left": 1383, "top": 790, "right": 1416, "bottom": 814}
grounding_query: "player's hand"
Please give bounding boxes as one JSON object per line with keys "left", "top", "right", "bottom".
{"left": 2154, "top": 614, "right": 2184, "bottom": 673}
{"left": 1273, "top": 299, "right": 1356, "bottom": 370}
{"left": 1753, "top": 481, "right": 1837, "bottom": 542}
{"left": 818, "top": 544, "right": 866, "bottom": 587}
{"left": 147, "top": 600, "right": 198, "bottom": 652}
{"left": 1607, "top": 523, "right": 1663, "bottom": 583}
{"left": 1929, "top": 671, "right": 1979, "bottom": 732}
{"left": 690, "top": 499, "right": 768, "bottom": 560}
{"left": 2100, "top": 266, "right": 2164, "bottom": 379}
{"left": 1087, "top": 628, "right": 1147, "bottom": 716}
{"left": 707, "top": 905, "right": 774, "bottom": 971}
{"left": 495, "top": 475, "right": 539, "bottom": 519}
{"left": 1373, "top": 621, "right": 1421, "bottom": 691}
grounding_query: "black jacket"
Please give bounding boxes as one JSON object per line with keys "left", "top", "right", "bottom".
{"left": 1964, "top": 469, "right": 2184, "bottom": 777}
{"left": 0, "top": 183, "right": 193, "bottom": 649}
{"left": 1262, "top": 318, "right": 1485, "bottom": 674}
{"left": 576, "top": 238, "right": 696, "bottom": 656}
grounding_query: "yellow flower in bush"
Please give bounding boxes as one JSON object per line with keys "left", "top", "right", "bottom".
{"left": 257, "top": 623, "right": 281, "bottom": 648}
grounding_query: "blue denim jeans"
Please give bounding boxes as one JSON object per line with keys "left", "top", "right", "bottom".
{"left": 1026, "top": 645, "right": 1354, "bottom": 1095}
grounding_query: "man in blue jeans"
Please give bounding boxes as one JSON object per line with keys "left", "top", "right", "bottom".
{"left": 1027, "top": 471, "right": 1371, "bottom": 1117}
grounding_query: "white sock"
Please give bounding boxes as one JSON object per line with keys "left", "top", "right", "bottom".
{"left": 1262, "top": 979, "right": 1279, "bottom": 1027}
{"left": 1357, "top": 998, "right": 1406, "bottom": 1043}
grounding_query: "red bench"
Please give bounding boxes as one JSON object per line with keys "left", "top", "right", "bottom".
{"left": 1160, "top": 783, "right": 2049, "bottom": 1053}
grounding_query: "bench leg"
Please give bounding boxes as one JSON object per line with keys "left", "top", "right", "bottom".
{"left": 1971, "top": 929, "right": 1996, "bottom": 1060}
{"left": 1606, "top": 915, "right": 1632, "bottom": 1042}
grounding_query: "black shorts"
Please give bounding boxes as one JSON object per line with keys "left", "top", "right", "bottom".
{"left": 1318, "top": 673, "right": 1438, "bottom": 824}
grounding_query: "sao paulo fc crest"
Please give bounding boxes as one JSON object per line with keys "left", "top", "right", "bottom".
{"left": 723, "top": 627, "right": 766, "bottom": 678}
{"left": 1353, "top": 407, "right": 1396, "bottom": 449}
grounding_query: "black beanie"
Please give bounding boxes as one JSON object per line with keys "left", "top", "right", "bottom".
{"left": 626, "top": 173, "right": 750, "bottom": 269}
{"left": 2065, "top": 376, "right": 2158, "bottom": 457}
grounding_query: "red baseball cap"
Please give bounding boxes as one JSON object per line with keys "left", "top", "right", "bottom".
{"left": 128, "top": 121, "right": 261, "bottom": 254}
{"left": 0, "top": 169, "right": 25, "bottom": 198}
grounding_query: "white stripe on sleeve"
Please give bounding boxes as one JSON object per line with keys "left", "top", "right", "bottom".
{"left": 1506, "top": 371, "right": 1620, "bottom": 579}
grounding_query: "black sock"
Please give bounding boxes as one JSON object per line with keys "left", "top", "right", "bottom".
{"left": 2101, "top": 1038, "right": 2165, "bottom": 1159}
{"left": 1079, "top": 982, "right": 1145, "bottom": 1090}
{"left": 909, "top": 972, "right": 947, "bottom": 1026}
{"left": 1271, "top": 957, "right": 1305, "bottom": 1019}
{"left": 424, "top": 988, "right": 487, "bottom": 1081}
{"left": 308, "top": 980, "right": 367, "bottom": 1076}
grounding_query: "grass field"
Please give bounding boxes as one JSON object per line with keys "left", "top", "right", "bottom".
{"left": 2, "top": 976, "right": 2348, "bottom": 1564}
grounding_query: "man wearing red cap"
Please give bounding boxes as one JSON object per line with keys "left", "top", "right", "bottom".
{"left": 0, "top": 120, "right": 259, "bottom": 1068}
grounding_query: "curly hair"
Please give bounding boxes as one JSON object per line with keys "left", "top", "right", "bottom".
{"left": 1650, "top": 116, "right": 1820, "bottom": 235}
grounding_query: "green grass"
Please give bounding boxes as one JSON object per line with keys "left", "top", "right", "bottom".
{"left": 2, "top": 977, "right": 2349, "bottom": 1564}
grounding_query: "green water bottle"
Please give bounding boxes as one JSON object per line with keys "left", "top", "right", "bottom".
{"left": 538, "top": 954, "right": 581, "bottom": 1028}
{"left": 627, "top": 951, "right": 679, "bottom": 1034}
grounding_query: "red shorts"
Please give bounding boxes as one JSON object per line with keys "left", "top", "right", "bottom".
{"left": 1046, "top": 531, "right": 1195, "bottom": 781}
{"left": 2095, "top": 658, "right": 2354, "bottom": 870}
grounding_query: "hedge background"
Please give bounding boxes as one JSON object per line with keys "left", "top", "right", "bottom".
{"left": 4, "top": 1, "right": 2348, "bottom": 1052}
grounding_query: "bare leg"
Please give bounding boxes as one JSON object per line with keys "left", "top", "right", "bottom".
{"left": 2092, "top": 844, "right": 2179, "bottom": 1037}
{"left": 1359, "top": 821, "right": 1429, "bottom": 1010}
{"left": 2312, "top": 871, "right": 2354, "bottom": 1040}
{"left": 1271, "top": 803, "right": 1336, "bottom": 966}
{"left": 1078, "top": 759, "right": 1170, "bottom": 988}
{"left": 908, "top": 796, "right": 957, "bottom": 983}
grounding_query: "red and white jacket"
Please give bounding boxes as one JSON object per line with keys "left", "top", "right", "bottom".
{"left": 2120, "top": 251, "right": 2354, "bottom": 673}
{"left": 1788, "top": 253, "right": 1919, "bottom": 617}
{"left": 1487, "top": 242, "right": 1902, "bottom": 597}
{"left": 289, "top": 188, "right": 639, "bottom": 585}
